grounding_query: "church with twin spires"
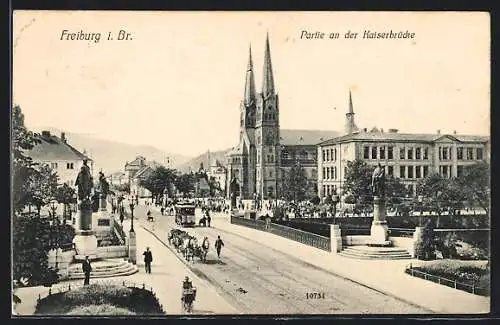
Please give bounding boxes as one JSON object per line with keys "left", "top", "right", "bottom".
{"left": 226, "top": 33, "right": 347, "bottom": 201}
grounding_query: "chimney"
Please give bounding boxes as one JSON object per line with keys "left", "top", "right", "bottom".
{"left": 61, "top": 132, "right": 67, "bottom": 143}
{"left": 437, "top": 129, "right": 441, "bottom": 135}
{"left": 453, "top": 130, "right": 457, "bottom": 135}
{"left": 41, "top": 130, "right": 50, "bottom": 137}
{"left": 363, "top": 128, "right": 367, "bottom": 132}
{"left": 388, "top": 128, "right": 399, "bottom": 133}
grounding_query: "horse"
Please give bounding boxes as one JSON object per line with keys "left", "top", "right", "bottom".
{"left": 198, "top": 237, "right": 210, "bottom": 262}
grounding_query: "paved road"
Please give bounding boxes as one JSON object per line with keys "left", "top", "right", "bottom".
{"left": 137, "top": 204, "right": 427, "bottom": 314}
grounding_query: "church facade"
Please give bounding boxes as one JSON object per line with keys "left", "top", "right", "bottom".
{"left": 226, "top": 34, "right": 339, "bottom": 200}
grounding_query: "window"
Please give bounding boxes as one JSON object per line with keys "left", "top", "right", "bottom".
{"left": 407, "top": 148, "right": 413, "bottom": 160}
{"left": 456, "top": 147, "right": 463, "bottom": 160}
{"left": 269, "top": 170, "right": 273, "bottom": 178}
{"left": 400, "top": 148, "right": 405, "bottom": 160}
{"left": 442, "top": 147, "right": 449, "bottom": 160}
{"left": 371, "top": 147, "right": 377, "bottom": 159}
{"left": 388, "top": 146, "right": 394, "bottom": 159}
{"left": 282, "top": 151, "right": 289, "bottom": 160}
{"left": 467, "top": 148, "right": 474, "bottom": 160}
{"left": 423, "top": 166, "right": 429, "bottom": 177}
{"left": 66, "top": 162, "right": 74, "bottom": 169}
{"left": 423, "top": 148, "right": 429, "bottom": 160}
{"left": 387, "top": 165, "right": 394, "bottom": 177}
{"left": 416, "top": 166, "right": 421, "bottom": 178}
{"left": 363, "top": 146, "right": 370, "bottom": 159}
{"left": 457, "top": 165, "right": 464, "bottom": 177}
{"left": 400, "top": 166, "right": 405, "bottom": 178}
{"left": 333, "top": 167, "right": 337, "bottom": 179}
{"left": 333, "top": 148, "right": 337, "bottom": 161}
{"left": 50, "top": 162, "right": 58, "bottom": 169}
{"left": 415, "top": 148, "right": 421, "bottom": 160}
{"left": 323, "top": 185, "right": 327, "bottom": 196}
{"left": 322, "top": 167, "right": 326, "bottom": 180}
{"left": 330, "top": 149, "right": 334, "bottom": 161}
{"left": 380, "top": 147, "right": 385, "bottom": 159}
{"left": 326, "top": 149, "right": 330, "bottom": 161}
{"left": 476, "top": 148, "right": 484, "bottom": 160}
{"left": 407, "top": 166, "right": 414, "bottom": 178}
{"left": 326, "top": 167, "right": 330, "bottom": 179}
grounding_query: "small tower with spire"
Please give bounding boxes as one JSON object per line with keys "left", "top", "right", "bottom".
{"left": 345, "top": 90, "right": 359, "bottom": 134}
{"left": 240, "top": 44, "right": 257, "bottom": 132}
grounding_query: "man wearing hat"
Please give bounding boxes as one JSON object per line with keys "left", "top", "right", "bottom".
{"left": 82, "top": 256, "right": 92, "bottom": 285}
{"left": 142, "top": 247, "right": 153, "bottom": 274}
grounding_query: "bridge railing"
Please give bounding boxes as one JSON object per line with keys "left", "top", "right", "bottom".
{"left": 231, "top": 215, "right": 331, "bottom": 252}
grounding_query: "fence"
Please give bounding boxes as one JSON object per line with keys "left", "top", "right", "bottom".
{"left": 405, "top": 264, "right": 488, "bottom": 296}
{"left": 231, "top": 215, "right": 331, "bottom": 252}
{"left": 36, "top": 279, "right": 165, "bottom": 313}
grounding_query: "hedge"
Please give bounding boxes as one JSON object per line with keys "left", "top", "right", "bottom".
{"left": 35, "top": 283, "right": 164, "bottom": 315}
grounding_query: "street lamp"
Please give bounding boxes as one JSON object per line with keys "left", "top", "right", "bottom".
{"left": 129, "top": 201, "right": 135, "bottom": 232}
{"left": 331, "top": 192, "right": 340, "bottom": 223}
{"left": 49, "top": 199, "right": 60, "bottom": 270}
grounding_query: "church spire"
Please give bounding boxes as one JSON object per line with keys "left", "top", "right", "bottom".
{"left": 345, "top": 89, "right": 358, "bottom": 134}
{"left": 262, "top": 32, "right": 275, "bottom": 98}
{"left": 244, "top": 43, "right": 256, "bottom": 106}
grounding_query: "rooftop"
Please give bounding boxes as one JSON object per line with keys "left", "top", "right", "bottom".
{"left": 319, "top": 130, "right": 490, "bottom": 146}
{"left": 25, "top": 131, "right": 91, "bottom": 162}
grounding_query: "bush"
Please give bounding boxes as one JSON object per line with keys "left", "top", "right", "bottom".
{"left": 66, "top": 304, "right": 136, "bottom": 315}
{"left": 414, "top": 225, "right": 436, "bottom": 260}
{"left": 36, "top": 283, "right": 164, "bottom": 315}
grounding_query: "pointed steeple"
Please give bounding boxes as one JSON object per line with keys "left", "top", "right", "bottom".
{"left": 262, "top": 32, "right": 275, "bottom": 98}
{"left": 347, "top": 89, "right": 354, "bottom": 115}
{"left": 345, "top": 89, "right": 359, "bottom": 134}
{"left": 244, "top": 44, "right": 256, "bottom": 106}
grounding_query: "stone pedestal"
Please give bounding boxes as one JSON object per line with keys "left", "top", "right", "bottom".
{"left": 330, "top": 224, "right": 342, "bottom": 253}
{"left": 128, "top": 231, "right": 137, "bottom": 265}
{"left": 370, "top": 196, "right": 391, "bottom": 246}
{"left": 72, "top": 200, "right": 99, "bottom": 259}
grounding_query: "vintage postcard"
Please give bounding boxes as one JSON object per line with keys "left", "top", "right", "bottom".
{"left": 11, "top": 11, "right": 490, "bottom": 316}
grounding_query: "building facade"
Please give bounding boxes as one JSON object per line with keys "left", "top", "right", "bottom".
{"left": 124, "top": 156, "right": 163, "bottom": 198}
{"left": 26, "top": 130, "right": 93, "bottom": 186}
{"left": 317, "top": 129, "right": 490, "bottom": 198}
{"left": 225, "top": 34, "right": 338, "bottom": 200}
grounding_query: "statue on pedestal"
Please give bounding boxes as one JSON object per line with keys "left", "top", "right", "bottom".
{"left": 98, "top": 171, "right": 110, "bottom": 197}
{"left": 371, "top": 163, "right": 386, "bottom": 198}
{"left": 75, "top": 160, "right": 93, "bottom": 202}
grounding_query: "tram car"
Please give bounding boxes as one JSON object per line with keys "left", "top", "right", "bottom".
{"left": 174, "top": 202, "right": 196, "bottom": 227}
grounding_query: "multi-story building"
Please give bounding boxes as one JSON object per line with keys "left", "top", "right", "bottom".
{"left": 318, "top": 128, "right": 489, "bottom": 198}
{"left": 124, "top": 156, "right": 163, "bottom": 198}
{"left": 26, "top": 130, "right": 93, "bottom": 185}
{"left": 226, "top": 33, "right": 338, "bottom": 200}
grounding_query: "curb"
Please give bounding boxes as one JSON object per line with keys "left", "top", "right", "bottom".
{"left": 140, "top": 223, "right": 240, "bottom": 314}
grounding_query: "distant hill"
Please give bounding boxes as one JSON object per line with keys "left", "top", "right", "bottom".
{"left": 177, "top": 149, "right": 229, "bottom": 173}
{"left": 31, "top": 127, "right": 191, "bottom": 175}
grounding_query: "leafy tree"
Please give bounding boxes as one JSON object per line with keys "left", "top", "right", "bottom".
{"left": 54, "top": 183, "right": 76, "bottom": 219}
{"left": 416, "top": 173, "right": 467, "bottom": 217}
{"left": 175, "top": 173, "right": 196, "bottom": 196}
{"left": 139, "top": 166, "right": 177, "bottom": 201}
{"left": 457, "top": 162, "right": 490, "bottom": 215}
{"left": 343, "top": 160, "right": 373, "bottom": 206}
{"left": 282, "top": 163, "right": 309, "bottom": 202}
{"left": 28, "top": 164, "right": 59, "bottom": 215}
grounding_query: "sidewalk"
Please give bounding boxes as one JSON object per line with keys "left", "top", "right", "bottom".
{"left": 13, "top": 220, "right": 237, "bottom": 315}
{"left": 209, "top": 213, "right": 489, "bottom": 314}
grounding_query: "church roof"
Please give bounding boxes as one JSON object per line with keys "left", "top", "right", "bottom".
{"left": 26, "top": 131, "right": 92, "bottom": 162}
{"left": 319, "top": 130, "right": 489, "bottom": 146}
{"left": 280, "top": 129, "right": 341, "bottom": 146}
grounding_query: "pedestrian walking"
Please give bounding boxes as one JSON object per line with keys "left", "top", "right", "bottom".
{"left": 207, "top": 212, "right": 211, "bottom": 228}
{"left": 143, "top": 247, "right": 153, "bottom": 274}
{"left": 161, "top": 207, "right": 165, "bottom": 215}
{"left": 214, "top": 235, "right": 224, "bottom": 259}
{"left": 82, "top": 256, "right": 92, "bottom": 285}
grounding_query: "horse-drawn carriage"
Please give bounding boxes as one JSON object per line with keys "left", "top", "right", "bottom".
{"left": 168, "top": 229, "right": 210, "bottom": 263}
{"left": 174, "top": 203, "right": 196, "bottom": 227}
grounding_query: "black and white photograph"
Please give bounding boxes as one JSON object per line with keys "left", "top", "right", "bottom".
{"left": 11, "top": 11, "right": 490, "bottom": 316}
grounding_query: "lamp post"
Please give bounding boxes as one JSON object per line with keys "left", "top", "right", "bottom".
{"left": 129, "top": 202, "right": 135, "bottom": 232}
{"left": 331, "top": 192, "right": 340, "bottom": 224}
{"left": 49, "top": 199, "right": 59, "bottom": 270}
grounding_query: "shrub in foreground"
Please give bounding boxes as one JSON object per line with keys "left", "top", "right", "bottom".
{"left": 66, "top": 304, "right": 136, "bottom": 315}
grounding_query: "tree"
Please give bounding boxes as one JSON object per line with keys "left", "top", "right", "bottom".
{"left": 282, "top": 163, "right": 309, "bottom": 202}
{"left": 416, "top": 173, "right": 466, "bottom": 217}
{"left": 457, "top": 162, "right": 490, "bottom": 215}
{"left": 28, "top": 164, "right": 59, "bottom": 215}
{"left": 139, "top": 166, "right": 177, "bottom": 201}
{"left": 175, "top": 173, "right": 196, "bottom": 196}
{"left": 343, "top": 160, "right": 372, "bottom": 206}
{"left": 12, "top": 105, "right": 41, "bottom": 212}
{"left": 113, "top": 183, "right": 130, "bottom": 194}
{"left": 54, "top": 183, "right": 76, "bottom": 219}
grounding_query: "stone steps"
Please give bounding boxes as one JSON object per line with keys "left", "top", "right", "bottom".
{"left": 340, "top": 246, "right": 412, "bottom": 260}
{"left": 68, "top": 259, "right": 138, "bottom": 279}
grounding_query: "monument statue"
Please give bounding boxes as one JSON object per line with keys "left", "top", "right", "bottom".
{"left": 75, "top": 160, "right": 93, "bottom": 201}
{"left": 371, "top": 163, "right": 386, "bottom": 197}
{"left": 98, "top": 171, "right": 110, "bottom": 197}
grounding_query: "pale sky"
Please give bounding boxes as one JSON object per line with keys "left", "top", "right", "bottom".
{"left": 13, "top": 11, "right": 490, "bottom": 157}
